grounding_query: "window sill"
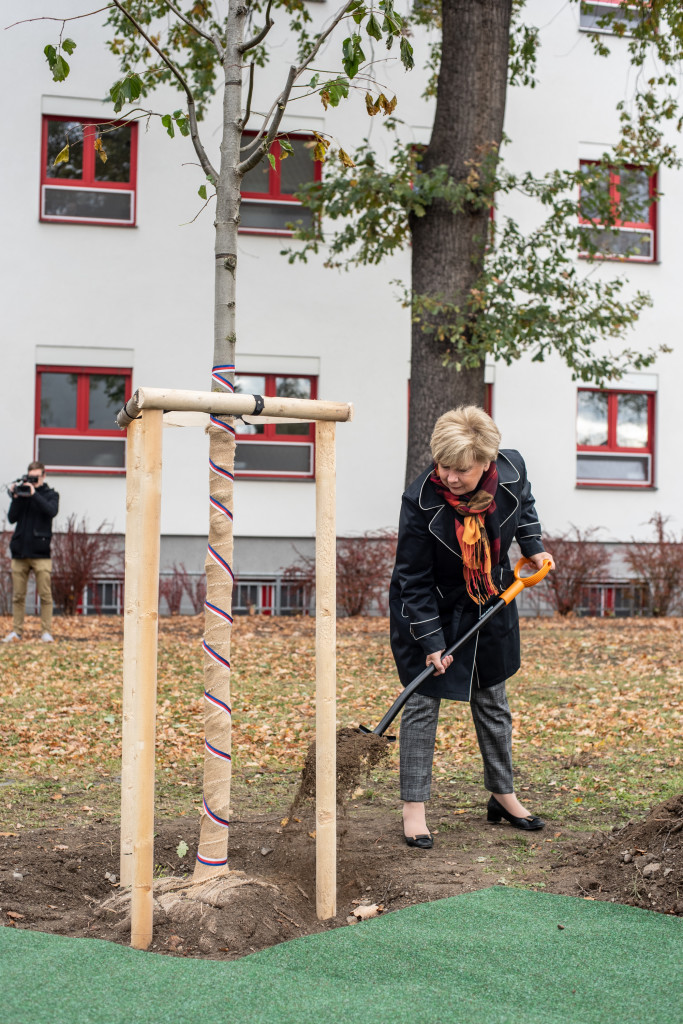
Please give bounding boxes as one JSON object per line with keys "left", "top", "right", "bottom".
{"left": 46, "top": 469, "right": 126, "bottom": 477}
{"left": 235, "top": 473, "right": 315, "bottom": 482}
{"left": 575, "top": 482, "right": 656, "bottom": 490}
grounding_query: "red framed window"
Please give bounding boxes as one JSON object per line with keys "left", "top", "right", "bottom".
{"left": 35, "top": 366, "right": 132, "bottom": 473}
{"left": 240, "top": 134, "right": 321, "bottom": 236}
{"left": 579, "top": 161, "right": 657, "bottom": 262}
{"left": 234, "top": 373, "right": 317, "bottom": 478}
{"left": 41, "top": 115, "right": 138, "bottom": 226}
{"left": 579, "top": 1, "right": 641, "bottom": 34}
{"left": 576, "top": 388, "right": 655, "bottom": 487}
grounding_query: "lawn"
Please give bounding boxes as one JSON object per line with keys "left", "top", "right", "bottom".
{"left": 1, "top": 614, "right": 681, "bottom": 830}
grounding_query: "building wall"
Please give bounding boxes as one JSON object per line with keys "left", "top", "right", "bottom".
{"left": 2, "top": 0, "right": 682, "bottom": 588}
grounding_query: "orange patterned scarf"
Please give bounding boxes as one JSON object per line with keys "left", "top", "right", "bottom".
{"left": 430, "top": 463, "right": 500, "bottom": 605}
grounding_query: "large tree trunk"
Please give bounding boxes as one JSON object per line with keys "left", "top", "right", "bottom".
{"left": 406, "top": 0, "right": 512, "bottom": 484}
{"left": 193, "top": 0, "right": 245, "bottom": 880}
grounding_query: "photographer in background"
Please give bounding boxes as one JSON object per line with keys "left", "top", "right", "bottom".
{"left": 2, "top": 462, "right": 59, "bottom": 643}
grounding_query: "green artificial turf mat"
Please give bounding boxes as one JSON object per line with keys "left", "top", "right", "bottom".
{"left": 1, "top": 888, "right": 681, "bottom": 1024}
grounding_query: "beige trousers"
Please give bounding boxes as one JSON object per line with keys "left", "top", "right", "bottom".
{"left": 11, "top": 558, "right": 53, "bottom": 634}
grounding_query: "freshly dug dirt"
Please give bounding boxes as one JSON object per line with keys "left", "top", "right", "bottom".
{"left": 544, "top": 793, "right": 683, "bottom": 915}
{"left": 292, "top": 727, "right": 391, "bottom": 808}
{"left": 1, "top": 793, "right": 681, "bottom": 960}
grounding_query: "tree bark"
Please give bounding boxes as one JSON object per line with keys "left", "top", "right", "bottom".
{"left": 407, "top": 0, "right": 512, "bottom": 484}
{"left": 193, "top": 0, "right": 245, "bottom": 880}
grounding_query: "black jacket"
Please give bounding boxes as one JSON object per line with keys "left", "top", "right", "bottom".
{"left": 8, "top": 484, "right": 59, "bottom": 559}
{"left": 389, "top": 450, "right": 545, "bottom": 701}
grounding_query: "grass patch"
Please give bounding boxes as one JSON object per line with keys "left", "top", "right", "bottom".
{"left": 1, "top": 614, "right": 681, "bottom": 831}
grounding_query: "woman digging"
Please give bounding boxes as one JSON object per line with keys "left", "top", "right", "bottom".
{"left": 390, "top": 406, "right": 555, "bottom": 848}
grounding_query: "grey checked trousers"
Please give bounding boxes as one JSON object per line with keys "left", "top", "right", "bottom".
{"left": 399, "top": 682, "right": 514, "bottom": 802}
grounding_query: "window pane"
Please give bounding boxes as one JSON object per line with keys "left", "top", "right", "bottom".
{"left": 234, "top": 375, "right": 265, "bottom": 434}
{"left": 276, "top": 377, "right": 311, "bottom": 400}
{"left": 94, "top": 123, "right": 132, "bottom": 183}
{"left": 241, "top": 156, "right": 271, "bottom": 194}
{"left": 43, "top": 186, "right": 134, "bottom": 222}
{"left": 235, "top": 442, "right": 312, "bottom": 474}
{"left": 276, "top": 422, "right": 310, "bottom": 436}
{"left": 577, "top": 391, "right": 608, "bottom": 446}
{"left": 89, "top": 374, "right": 127, "bottom": 429}
{"left": 46, "top": 120, "right": 83, "bottom": 179}
{"left": 37, "top": 436, "right": 126, "bottom": 468}
{"left": 616, "top": 393, "right": 648, "bottom": 448}
{"left": 40, "top": 372, "right": 78, "bottom": 428}
{"left": 579, "top": 2, "right": 637, "bottom": 32}
{"left": 579, "top": 163, "right": 610, "bottom": 222}
{"left": 576, "top": 453, "right": 649, "bottom": 482}
{"left": 618, "top": 168, "right": 650, "bottom": 224}
{"left": 279, "top": 139, "right": 316, "bottom": 195}
{"left": 584, "top": 227, "right": 652, "bottom": 260}
{"left": 240, "top": 200, "right": 313, "bottom": 232}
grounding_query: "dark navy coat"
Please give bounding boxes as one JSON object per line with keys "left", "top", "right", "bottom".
{"left": 8, "top": 485, "right": 59, "bottom": 559}
{"left": 389, "top": 450, "right": 545, "bottom": 702}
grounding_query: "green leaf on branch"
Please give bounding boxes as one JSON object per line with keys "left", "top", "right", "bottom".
{"left": 280, "top": 139, "right": 294, "bottom": 160}
{"left": 366, "top": 13, "right": 382, "bottom": 40}
{"left": 161, "top": 114, "right": 175, "bottom": 138}
{"left": 110, "top": 73, "right": 143, "bottom": 113}
{"left": 268, "top": 152, "right": 276, "bottom": 170}
{"left": 198, "top": 184, "right": 207, "bottom": 199}
{"left": 44, "top": 44, "right": 70, "bottom": 82}
{"left": 342, "top": 35, "right": 366, "bottom": 79}
{"left": 62, "top": 38, "right": 77, "bottom": 56}
{"left": 400, "top": 37, "right": 415, "bottom": 71}
{"left": 319, "top": 76, "right": 349, "bottom": 109}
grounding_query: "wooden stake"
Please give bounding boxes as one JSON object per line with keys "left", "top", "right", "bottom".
{"left": 130, "top": 409, "right": 163, "bottom": 950}
{"left": 120, "top": 416, "right": 143, "bottom": 887}
{"left": 315, "top": 420, "right": 336, "bottom": 921}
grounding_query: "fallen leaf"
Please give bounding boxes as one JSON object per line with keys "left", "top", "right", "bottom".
{"left": 53, "top": 844, "right": 69, "bottom": 852}
{"left": 0, "top": 832, "right": 18, "bottom": 837}
{"left": 308, "top": 831, "right": 316, "bottom": 839}
{"left": 280, "top": 817, "right": 289, "bottom": 827}
{"left": 6, "top": 911, "right": 24, "bottom": 920}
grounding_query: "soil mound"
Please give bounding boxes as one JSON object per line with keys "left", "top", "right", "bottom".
{"left": 548, "top": 794, "right": 683, "bottom": 916}
{"left": 292, "top": 727, "right": 391, "bottom": 808}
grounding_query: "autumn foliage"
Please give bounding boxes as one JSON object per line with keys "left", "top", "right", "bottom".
{"left": 51, "top": 516, "right": 122, "bottom": 615}
{"left": 624, "top": 512, "right": 683, "bottom": 617}
{"left": 540, "top": 526, "right": 610, "bottom": 616}
{"left": 283, "top": 530, "right": 398, "bottom": 616}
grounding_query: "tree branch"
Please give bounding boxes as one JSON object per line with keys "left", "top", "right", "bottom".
{"left": 239, "top": 0, "right": 274, "bottom": 55}
{"left": 110, "top": 0, "right": 217, "bottom": 182}
{"left": 163, "top": 0, "right": 225, "bottom": 59}
{"left": 238, "top": 64, "right": 297, "bottom": 175}
{"left": 242, "top": 62, "right": 255, "bottom": 132}
{"left": 295, "top": 0, "right": 355, "bottom": 77}
{"left": 5, "top": 7, "right": 113, "bottom": 31}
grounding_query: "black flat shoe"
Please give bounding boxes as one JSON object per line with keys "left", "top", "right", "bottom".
{"left": 487, "top": 795, "right": 545, "bottom": 831}
{"left": 404, "top": 833, "right": 434, "bottom": 849}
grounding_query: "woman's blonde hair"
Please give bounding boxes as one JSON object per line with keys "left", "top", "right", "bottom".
{"left": 430, "top": 406, "right": 501, "bottom": 468}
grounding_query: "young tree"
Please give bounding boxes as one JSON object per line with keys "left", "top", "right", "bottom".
{"left": 288, "top": 0, "right": 683, "bottom": 481}
{"left": 23, "top": 0, "right": 414, "bottom": 878}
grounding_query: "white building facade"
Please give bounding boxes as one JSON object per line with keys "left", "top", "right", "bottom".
{"left": 2, "top": 0, "right": 681, "bottom": 615}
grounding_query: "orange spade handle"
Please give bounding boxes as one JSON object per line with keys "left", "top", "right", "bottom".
{"left": 500, "top": 557, "right": 552, "bottom": 605}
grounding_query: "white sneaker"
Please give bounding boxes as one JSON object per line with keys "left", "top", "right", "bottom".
{"left": 41, "top": 632, "right": 54, "bottom": 643}
{"left": 2, "top": 631, "right": 21, "bottom": 642}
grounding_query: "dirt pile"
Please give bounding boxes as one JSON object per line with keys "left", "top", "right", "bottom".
{"left": 547, "top": 794, "right": 683, "bottom": 915}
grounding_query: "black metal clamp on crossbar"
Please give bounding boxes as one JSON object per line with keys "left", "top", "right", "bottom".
{"left": 358, "top": 558, "right": 552, "bottom": 740}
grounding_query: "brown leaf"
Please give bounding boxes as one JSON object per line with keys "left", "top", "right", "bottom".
{"left": 6, "top": 911, "right": 24, "bottom": 920}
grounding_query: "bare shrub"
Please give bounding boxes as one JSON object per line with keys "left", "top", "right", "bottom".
{"left": 283, "top": 530, "right": 398, "bottom": 617}
{"left": 177, "top": 564, "right": 207, "bottom": 615}
{"left": 51, "top": 516, "right": 122, "bottom": 615}
{"left": 0, "top": 529, "right": 13, "bottom": 615}
{"left": 159, "top": 563, "right": 186, "bottom": 615}
{"left": 624, "top": 512, "right": 683, "bottom": 617}
{"left": 540, "top": 526, "right": 610, "bottom": 616}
